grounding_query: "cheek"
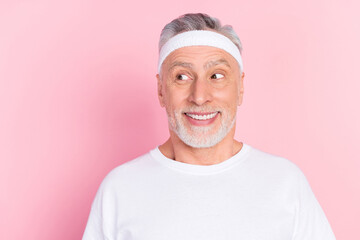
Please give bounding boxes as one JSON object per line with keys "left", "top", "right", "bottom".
{"left": 164, "top": 87, "right": 188, "bottom": 108}
{"left": 213, "top": 87, "right": 239, "bottom": 106}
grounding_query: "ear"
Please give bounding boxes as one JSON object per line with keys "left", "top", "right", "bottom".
{"left": 238, "top": 71, "right": 245, "bottom": 106}
{"left": 156, "top": 74, "right": 165, "bottom": 108}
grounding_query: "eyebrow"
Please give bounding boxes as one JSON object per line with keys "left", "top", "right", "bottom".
{"left": 203, "top": 58, "right": 231, "bottom": 70}
{"left": 168, "top": 58, "right": 231, "bottom": 72}
{"left": 169, "top": 61, "right": 194, "bottom": 71}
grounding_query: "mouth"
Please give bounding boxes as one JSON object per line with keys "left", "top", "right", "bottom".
{"left": 184, "top": 111, "right": 219, "bottom": 126}
{"left": 185, "top": 112, "right": 219, "bottom": 120}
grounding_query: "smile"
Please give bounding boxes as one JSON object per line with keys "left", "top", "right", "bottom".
{"left": 185, "top": 112, "right": 219, "bottom": 120}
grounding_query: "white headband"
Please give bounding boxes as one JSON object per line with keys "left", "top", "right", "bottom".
{"left": 158, "top": 30, "right": 243, "bottom": 73}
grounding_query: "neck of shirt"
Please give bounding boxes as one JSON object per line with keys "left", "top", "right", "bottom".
{"left": 150, "top": 143, "right": 251, "bottom": 175}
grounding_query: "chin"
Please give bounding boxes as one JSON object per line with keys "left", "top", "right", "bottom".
{"left": 177, "top": 121, "right": 235, "bottom": 148}
{"left": 168, "top": 108, "right": 236, "bottom": 148}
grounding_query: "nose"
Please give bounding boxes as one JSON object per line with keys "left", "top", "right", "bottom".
{"left": 187, "top": 77, "right": 213, "bottom": 106}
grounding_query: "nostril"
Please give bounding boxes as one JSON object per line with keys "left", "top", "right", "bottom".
{"left": 188, "top": 85, "right": 212, "bottom": 105}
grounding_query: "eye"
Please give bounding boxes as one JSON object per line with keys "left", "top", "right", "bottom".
{"left": 176, "top": 74, "right": 190, "bottom": 80}
{"left": 210, "top": 73, "right": 224, "bottom": 79}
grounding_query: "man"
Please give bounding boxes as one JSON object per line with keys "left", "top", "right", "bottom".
{"left": 83, "top": 13, "right": 336, "bottom": 239}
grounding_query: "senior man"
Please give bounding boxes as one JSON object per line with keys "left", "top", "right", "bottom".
{"left": 83, "top": 13, "right": 335, "bottom": 239}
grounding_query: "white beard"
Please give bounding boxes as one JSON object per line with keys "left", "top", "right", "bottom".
{"left": 167, "top": 106, "right": 236, "bottom": 148}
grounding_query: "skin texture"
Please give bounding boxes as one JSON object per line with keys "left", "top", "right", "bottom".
{"left": 157, "top": 46, "right": 245, "bottom": 165}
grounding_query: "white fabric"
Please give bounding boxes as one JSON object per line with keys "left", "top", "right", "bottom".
{"left": 83, "top": 144, "right": 336, "bottom": 240}
{"left": 158, "top": 30, "right": 243, "bottom": 73}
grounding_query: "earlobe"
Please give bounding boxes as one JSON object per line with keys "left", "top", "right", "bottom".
{"left": 156, "top": 74, "right": 165, "bottom": 108}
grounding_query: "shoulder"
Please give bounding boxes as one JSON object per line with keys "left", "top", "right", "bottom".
{"left": 245, "top": 144, "right": 306, "bottom": 182}
{"left": 247, "top": 145, "right": 299, "bottom": 170}
{"left": 242, "top": 145, "right": 314, "bottom": 202}
{"left": 98, "top": 150, "right": 156, "bottom": 192}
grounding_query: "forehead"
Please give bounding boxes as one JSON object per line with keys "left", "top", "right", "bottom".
{"left": 162, "top": 46, "right": 239, "bottom": 70}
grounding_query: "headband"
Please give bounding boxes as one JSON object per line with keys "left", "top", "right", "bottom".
{"left": 158, "top": 30, "right": 243, "bottom": 73}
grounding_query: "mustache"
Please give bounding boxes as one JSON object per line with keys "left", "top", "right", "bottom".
{"left": 180, "top": 105, "right": 222, "bottom": 113}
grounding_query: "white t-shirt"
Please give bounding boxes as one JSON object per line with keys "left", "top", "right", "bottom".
{"left": 83, "top": 143, "right": 336, "bottom": 240}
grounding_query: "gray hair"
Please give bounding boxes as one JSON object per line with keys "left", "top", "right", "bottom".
{"left": 159, "top": 13, "right": 243, "bottom": 54}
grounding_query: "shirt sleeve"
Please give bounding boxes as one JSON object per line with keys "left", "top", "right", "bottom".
{"left": 291, "top": 170, "right": 336, "bottom": 240}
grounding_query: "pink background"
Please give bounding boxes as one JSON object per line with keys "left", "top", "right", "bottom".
{"left": 1, "top": 0, "right": 359, "bottom": 239}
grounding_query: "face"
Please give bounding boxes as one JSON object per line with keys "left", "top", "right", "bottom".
{"left": 157, "top": 46, "right": 244, "bottom": 148}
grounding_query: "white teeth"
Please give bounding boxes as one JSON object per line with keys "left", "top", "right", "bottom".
{"left": 186, "top": 112, "right": 218, "bottom": 120}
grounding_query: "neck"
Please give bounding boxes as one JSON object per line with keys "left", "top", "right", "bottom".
{"left": 159, "top": 127, "right": 243, "bottom": 165}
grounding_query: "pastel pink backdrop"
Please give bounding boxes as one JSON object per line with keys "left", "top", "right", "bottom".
{"left": 1, "top": 0, "right": 359, "bottom": 239}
